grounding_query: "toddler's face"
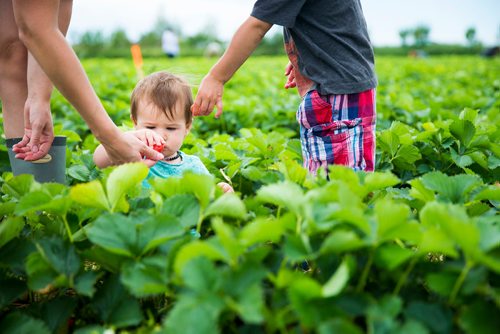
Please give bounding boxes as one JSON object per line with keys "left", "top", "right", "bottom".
{"left": 134, "top": 99, "right": 191, "bottom": 158}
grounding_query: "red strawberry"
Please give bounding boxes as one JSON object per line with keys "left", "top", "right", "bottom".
{"left": 152, "top": 144, "right": 164, "bottom": 152}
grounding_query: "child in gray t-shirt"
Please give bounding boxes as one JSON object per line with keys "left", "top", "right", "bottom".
{"left": 192, "top": 0, "right": 378, "bottom": 174}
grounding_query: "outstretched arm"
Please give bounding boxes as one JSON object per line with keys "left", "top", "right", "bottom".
{"left": 13, "top": 0, "right": 72, "bottom": 161}
{"left": 192, "top": 16, "right": 272, "bottom": 117}
{"left": 11, "top": 0, "right": 163, "bottom": 164}
{"left": 93, "top": 129, "right": 165, "bottom": 169}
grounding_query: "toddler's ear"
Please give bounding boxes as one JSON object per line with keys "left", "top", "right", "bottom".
{"left": 130, "top": 114, "right": 138, "bottom": 126}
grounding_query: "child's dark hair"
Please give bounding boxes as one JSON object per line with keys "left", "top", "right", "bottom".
{"left": 130, "top": 71, "right": 193, "bottom": 124}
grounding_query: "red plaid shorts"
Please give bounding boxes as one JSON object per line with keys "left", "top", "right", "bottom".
{"left": 296, "top": 89, "right": 376, "bottom": 174}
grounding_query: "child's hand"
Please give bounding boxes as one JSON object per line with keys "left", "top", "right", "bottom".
{"left": 128, "top": 129, "right": 165, "bottom": 149}
{"left": 217, "top": 182, "right": 234, "bottom": 193}
{"left": 191, "top": 73, "right": 224, "bottom": 118}
{"left": 284, "top": 62, "right": 297, "bottom": 89}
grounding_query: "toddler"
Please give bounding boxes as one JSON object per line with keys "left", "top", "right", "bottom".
{"left": 94, "top": 71, "right": 233, "bottom": 192}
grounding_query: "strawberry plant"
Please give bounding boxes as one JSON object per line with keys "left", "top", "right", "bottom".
{"left": 0, "top": 55, "right": 498, "bottom": 333}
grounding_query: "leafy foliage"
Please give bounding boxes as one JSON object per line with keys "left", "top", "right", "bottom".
{"left": 0, "top": 56, "right": 498, "bottom": 333}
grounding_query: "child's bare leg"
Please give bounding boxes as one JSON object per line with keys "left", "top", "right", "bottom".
{"left": 0, "top": 0, "right": 27, "bottom": 139}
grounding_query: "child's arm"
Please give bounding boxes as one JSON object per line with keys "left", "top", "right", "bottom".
{"left": 192, "top": 16, "right": 272, "bottom": 117}
{"left": 93, "top": 129, "right": 165, "bottom": 169}
{"left": 217, "top": 182, "right": 234, "bottom": 193}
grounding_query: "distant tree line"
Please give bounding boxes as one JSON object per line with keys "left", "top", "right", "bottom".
{"left": 71, "top": 18, "right": 497, "bottom": 58}
{"left": 379, "top": 25, "right": 494, "bottom": 56}
{"left": 72, "top": 17, "right": 284, "bottom": 58}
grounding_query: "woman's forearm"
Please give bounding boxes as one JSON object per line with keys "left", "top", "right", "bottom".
{"left": 13, "top": 0, "right": 120, "bottom": 143}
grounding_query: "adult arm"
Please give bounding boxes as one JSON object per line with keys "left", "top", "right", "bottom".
{"left": 13, "top": 0, "right": 72, "bottom": 160}
{"left": 11, "top": 0, "right": 162, "bottom": 164}
{"left": 192, "top": 16, "right": 272, "bottom": 117}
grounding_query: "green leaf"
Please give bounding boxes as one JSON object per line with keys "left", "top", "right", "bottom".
{"left": 205, "top": 193, "right": 246, "bottom": 220}
{"left": 418, "top": 226, "right": 458, "bottom": 258}
{"left": 25, "top": 252, "right": 59, "bottom": 291}
{"left": 36, "top": 237, "right": 80, "bottom": 279}
{"left": 374, "top": 198, "right": 411, "bottom": 243}
{"left": 322, "top": 259, "right": 350, "bottom": 297}
{"left": 0, "top": 277, "right": 26, "bottom": 308}
{"left": 450, "top": 119, "right": 476, "bottom": 148}
{"left": 40, "top": 296, "right": 77, "bottom": 333}
{"left": 367, "top": 295, "right": 403, "bottom": 333}
{"left": 74, "top": 271, "right": 100, "bottom": 297}
{"left": 0, "top": 312, "right": 51, "bottom": 334}
{"left": 239, "top": 216, "right": 287, "bottom": 247}
{"left": 320, "top": 230, "right": 366, "bottom": 254}
{"left": 363, "top": 172, "right": 400, "bottom": 194}
{"left": 473, "top": 185, "right": 500, "bottom": 202}
{"left": 1, "top": 174, "right": 36, "bottom": 199}
{"left": 213, "top": 143, "right": 239, "bottom": 160}
{"left": 91, "top": 275, "right": 143, "bottom": 328}
{"left": 86, "top": 214, "right": 138, "bottom": 257}
{"left": 420, "top": 171, "right": 482, "bottom": 203}
{"left": 106, "top": 163, "right": 149, "bottom": 213}
{"left": 164, "top": 257, "right": 224, "bottom": 333}
{"left": 284, "top": 235, "right": 311, "bottom": 261}
{"left": 161, "top": 194, "right": 200, "bottom": 229}
{"left": 121, "top": 256, "right": 169, "bottom": 297}
{"left": 374, "top": 244, "right": 414, "bottom": 270}
{"left": 378, "top": 130, "right": 400, "bottom": 157}
{"left": 488, "top": 154, "right": 500, "bottom": 169}
{"left": 319, "top": 319, "right": 364, "bottom": 334}
{"left": 393, "top": 145, "right": 421, "bottom": 170}
{"left": 222, "top": 261, "right": 266, "bottom": 323}
{"left": 152, "top": 173, "right": 214, "bottom": 209}
{"left": 450, "top": 148, "right": 474, "bottom": 168}
{"left": 0, "top": 216, "right": 24, "bottom": 248}
{"left": 420, "top": 202, "right": 480, "bottom": 256}
{"left": 425, "top": 272, "right": 456, "bottom": 297}
{"left": 405, "top": 301, "right": 452, "bottom": 334}
{"left": 212, "top": 218, "right": 243, "bottom": 261}
{"left": 257, "top": 181, "right": 304, "bottom": 215}
{"left": 70, "top": 180, "right": 110, "bottom": 211}
{"left": 409, "top": 178, "right": 435, "bottom": 203}
{"left": 174, "top": 241, "right": 226, "bottom": 275}
{"left": 233, "top": 283, "right": 264, "bottom": 323}
{"left": 139, "top": 214, "right": 184, "bottom": 255}
{"left": 163, "top": 294, "right": 223, "bottom": 334}
{"left": 459, "top": 300, "right": 500, "bottom": 334}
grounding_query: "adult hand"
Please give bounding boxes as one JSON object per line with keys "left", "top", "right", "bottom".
{"left": 284, "top": 62, "right": 297, "bottom": 89}
{"left": 129, "top": 129, "right": 165, "bottom": 148}
{"left": 12, "top": 99, "right": 54, "bottom": 161}
{"left": 102, "top": 131, "right": 164, "bottom": 168}
{"left": 191, "top": 73, "right": 224, "bottom": 118}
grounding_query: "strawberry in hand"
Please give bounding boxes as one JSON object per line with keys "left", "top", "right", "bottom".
{"left": 152, "top": 143, "right": 165, "bottom": 153}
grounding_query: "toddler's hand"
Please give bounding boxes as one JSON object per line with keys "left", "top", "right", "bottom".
{"left": 217, "top": 182, "right": 234, "bottom": 193}
{"left": 284, "top": 62, "right": 297, "bottom": 89}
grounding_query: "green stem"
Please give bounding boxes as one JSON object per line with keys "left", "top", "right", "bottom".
{"left": 62, "top": 215, "right": 73, "bottom": 243}
{"left": 449, "top": 260, "right": 473, "bottom": 305}
{"left": 356, "top": 249, "right": 374, "bottom": 292}
{"left": 196, "top": 209, "right": 203, "bottom": 234}
{"left": 393, "top": 257, "right": 417, "bottom": 295}
{"left": 296, "top": 215, "right": 302, "bottom": 235}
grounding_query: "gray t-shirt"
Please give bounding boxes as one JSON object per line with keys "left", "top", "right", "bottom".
{"left": 251, "top": 0, "right": 377, "bottom": 95}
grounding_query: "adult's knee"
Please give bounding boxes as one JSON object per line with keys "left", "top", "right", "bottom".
{"left": 0, "top": 38, "right": 26, "bottom": 70}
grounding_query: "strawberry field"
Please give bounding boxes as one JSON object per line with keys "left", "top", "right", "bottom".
{"left": 0, "top": 55, "right": 499, "bottom": 333}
